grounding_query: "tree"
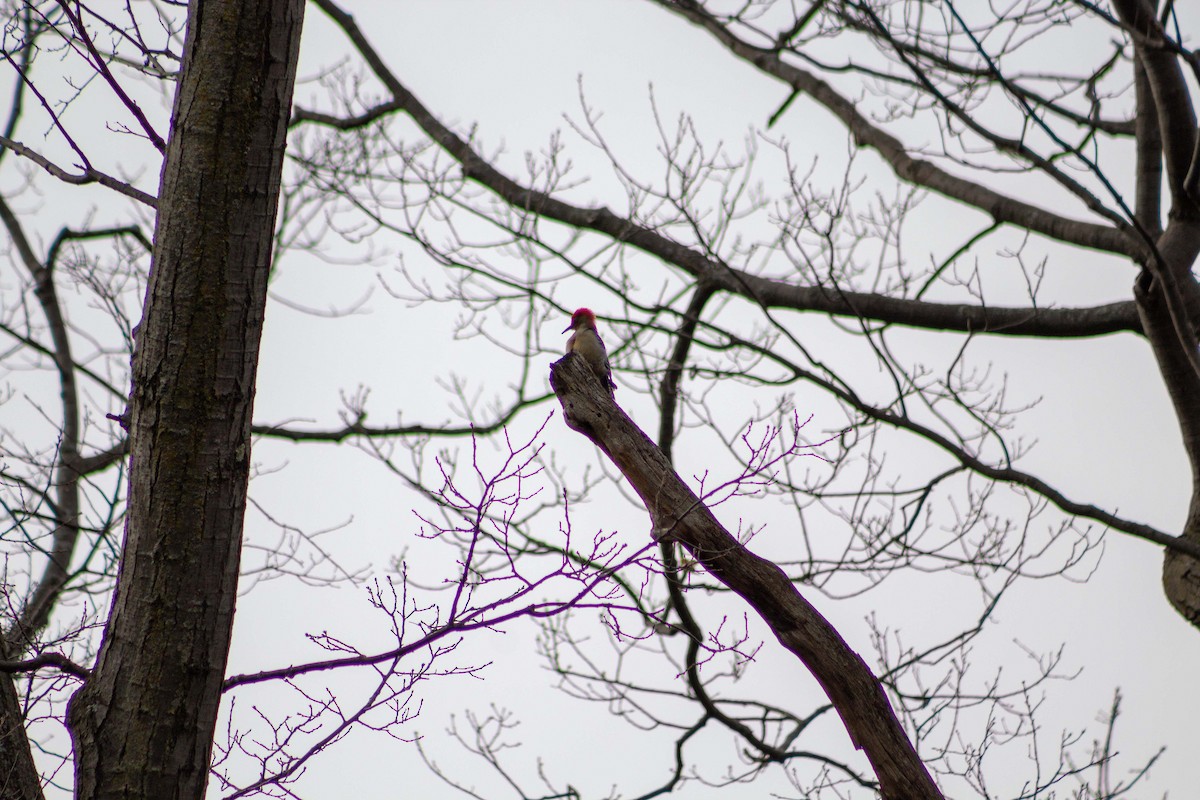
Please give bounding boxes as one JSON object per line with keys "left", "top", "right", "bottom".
{"left": 2, "top": 0, "right": 305, "bottom": 797}
{"left": 0, "top": 0, "right": 1196, "bottom": 797}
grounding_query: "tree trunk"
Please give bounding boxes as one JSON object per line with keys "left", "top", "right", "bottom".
{"left": 0, "top": 649, "right": 43, "bottom": 800}
{"left": 65, "top": 1, "right": 305, "bottom": 798}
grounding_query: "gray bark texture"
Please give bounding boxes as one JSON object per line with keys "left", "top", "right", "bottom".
{"left": 0, "top": 650, "right": 42, "bottom": 800}
{"left": 64, "top": 1, "right": 305, "bottom": 798}
{"left": 550, "top": 353, "right": 944, "bottom": 800}
{"left": 1108, "top": 0, "right": 1200, "bottom": 626}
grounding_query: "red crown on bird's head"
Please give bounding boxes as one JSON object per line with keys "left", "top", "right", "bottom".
{"left": 565, "top": 307, "right": 598, "bottom": 331}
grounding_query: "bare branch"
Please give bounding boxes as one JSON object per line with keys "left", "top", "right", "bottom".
{"left": 0, "top": 651, "right": 89, "bottom": 680}
{"left": 549, "top": 353, "right": 943, "bottom": 798}
{"left": 304, "top": 0, "right": 1142, "bottom": 339}
{"left": 0, "top": 133, "right": 158, "bottom": 207}
{"left": 650, "top": 0, "right": 1144, "bottom": 259}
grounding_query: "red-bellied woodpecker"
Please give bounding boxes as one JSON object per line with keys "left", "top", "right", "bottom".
{"left": 563, "top": 307, "right": 616, "bottom": 396}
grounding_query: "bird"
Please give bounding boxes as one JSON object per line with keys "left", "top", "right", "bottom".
{"left": 563, "top": 307, "right": 616, "bottom": 396}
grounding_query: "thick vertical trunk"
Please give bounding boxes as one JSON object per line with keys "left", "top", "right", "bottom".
{"left": 65, "top": 1, "right": 305, "bottom": 798}
{"left": 1112, "top": 0, "right": 1200, "bottom": 629}
{"left": 0, "top": 652, "right": 43, "bottom": 800}
{"left": 1140, "top": 224, "right": 1200, "bottom": 626}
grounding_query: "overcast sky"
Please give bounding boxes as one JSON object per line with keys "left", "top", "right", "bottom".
{"left": 3, "top": 1, "right": 1198, "bottom": 797}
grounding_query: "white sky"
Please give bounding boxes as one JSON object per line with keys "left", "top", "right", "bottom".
{"left": 2, "top": 1, "right": 1198, "bottom": 798}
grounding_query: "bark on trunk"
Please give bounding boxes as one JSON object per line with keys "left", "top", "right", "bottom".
{"left": 0, "top": 647, "right": 43, "bottom": 800}
{"left": 1113, "top": 0, "right": 1200, "bottom": 630}
{"left": 549, "top": 354, "right": 944, "bottom": 799}
{"left": 65, "top": 1, "right": 305, "bottom": 798}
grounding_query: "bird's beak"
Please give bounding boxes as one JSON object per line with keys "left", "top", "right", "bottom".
{"left": 562, "top": 322, "right": 572, "bottom": 333}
